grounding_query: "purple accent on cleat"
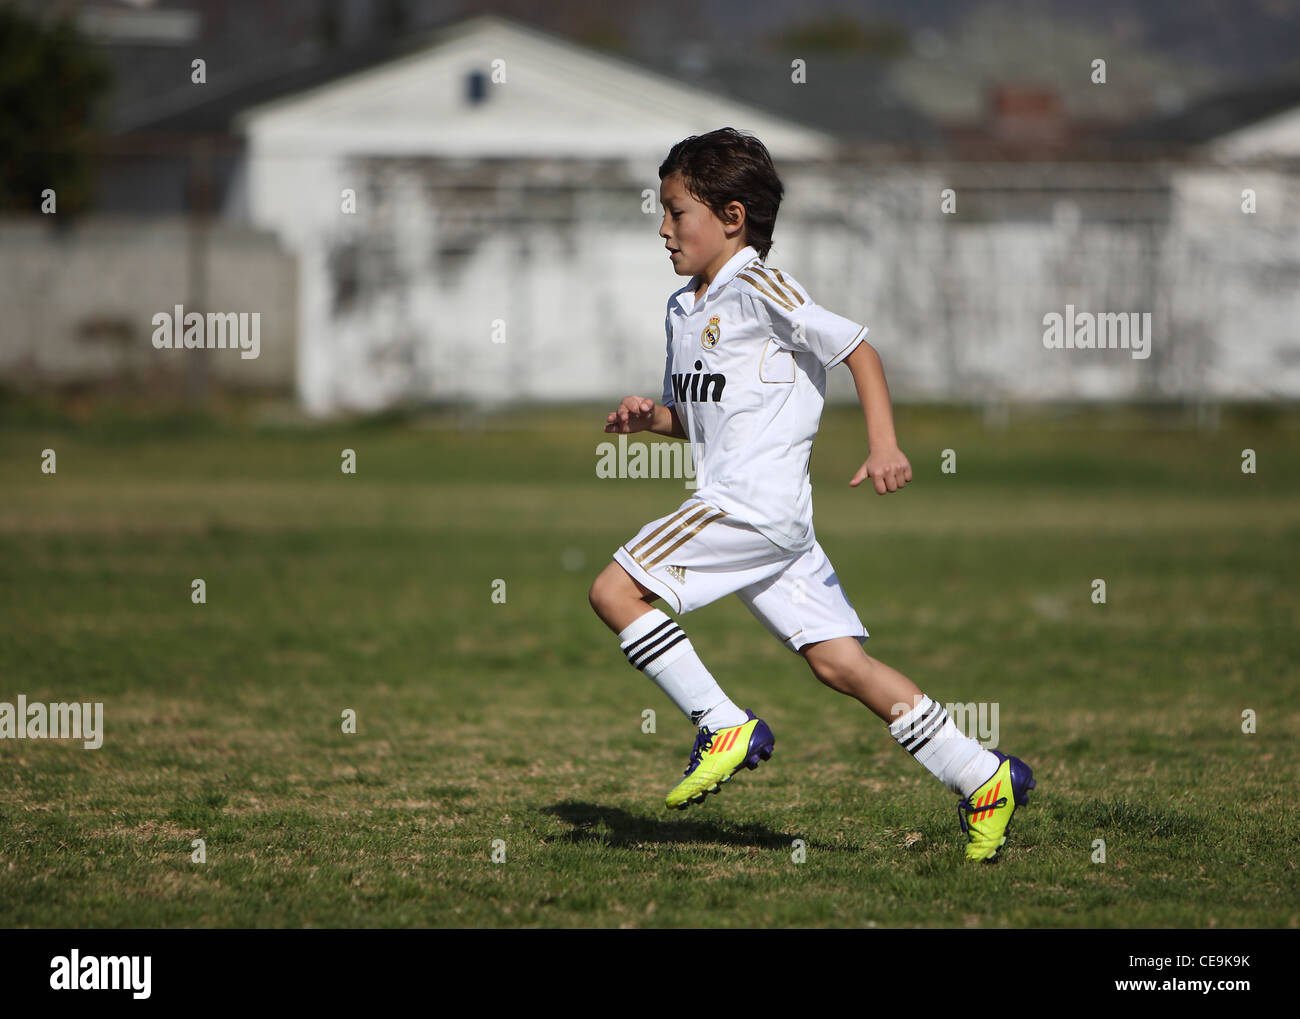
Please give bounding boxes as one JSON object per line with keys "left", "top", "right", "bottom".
{"left": 956, "top": 749, "right": 1036, "bottom": 853}
{"left": 741, "top": 711, "right": 775, "bottom": 770}
{"left": 673, "top": 709, "right": 775, "bottom": 812}
{"left": 682, "top": 710, "right": 775, "bottom": 778}
{"left": 990, "top": 749, "right": 1036, "bottom": 807}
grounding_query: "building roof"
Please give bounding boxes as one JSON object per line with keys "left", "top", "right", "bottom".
{"left": 232, "top": 15, "right": 838, "bottom": 162}
{"left": 1116, "top": 74, "right": 1300, "bottom": 154}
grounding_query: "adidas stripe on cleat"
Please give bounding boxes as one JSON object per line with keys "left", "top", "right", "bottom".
{"left": 957, "top": 749, "right": 1036, "bottom": 862}
{"left": 665, "top": 710, "right": 774, "bottom": 809}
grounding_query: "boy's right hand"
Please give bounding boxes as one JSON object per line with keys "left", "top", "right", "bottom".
{"left": 605, "top": 396, "right": 656, "bottom": 433}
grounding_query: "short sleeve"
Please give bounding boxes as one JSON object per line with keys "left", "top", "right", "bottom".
{"left": 742, "top": 272, "right": 868, "bottom": 370}
{"left": 767, "top": 298, "right": 867, "bottom": 369}
{"left": 661, "top": 307, "right": 675, "bottom": 408}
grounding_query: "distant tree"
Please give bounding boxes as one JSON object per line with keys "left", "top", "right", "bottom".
{"left": 767, "top": 14, "right": 909, "bottom": 57}
{"left": 0, "top": 7, "right": 111, "bottom": 216}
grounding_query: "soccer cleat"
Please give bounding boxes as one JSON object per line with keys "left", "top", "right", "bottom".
{"left": 665, "top": 710, "right": 774, "bottom": 809}
{"left": 957, "top": 749, "right": 1036, "bottom": 862}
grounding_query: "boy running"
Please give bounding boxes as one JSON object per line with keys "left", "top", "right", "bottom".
{"left": 588, "top": 128, "right": 1034, "bottom": 861}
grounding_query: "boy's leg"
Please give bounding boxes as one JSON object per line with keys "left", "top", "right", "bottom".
{"left": 800, "top": 636, "right": 999, "bottom": 799}
{"left": 739, "top": 541, "right": 1035, "bottom": 860}
{"left": 736, "top": 541, "right": 999, "bottom": 797}
{"left": 589, "top": 557, "right": 747, "bottom": 732}
{"left": 805, "top": 637, "right": 1036, "bottom": 861}
{"left": 591, "top": 501, "right": 788, "bottom": 807}
{"left": 796, "top": 635, "right": 922, "bottom": 722}
{"left": 588, "top": 558, "right": 659, "bottom": 634}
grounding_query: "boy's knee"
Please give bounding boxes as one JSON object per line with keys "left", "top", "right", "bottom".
{"left": 587, "top": 571, "right": 612, "bottom": 615}
{"left": 588, "top": 562, "right": 632, "bottom": 615}
{"left": 809, "top": 658, "right": 852, "bottom": 692}
{"left": 802, "top": 640, "right": 867, "bottom": 693}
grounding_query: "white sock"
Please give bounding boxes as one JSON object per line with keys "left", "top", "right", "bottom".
{"left": 889, "top": 695, "right": 999, "bottom": 798}
{"left": 618, "top": 609, "right": 748, "bottom": 730}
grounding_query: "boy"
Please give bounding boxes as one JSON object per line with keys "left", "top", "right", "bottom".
{"left": 588, "top": 128, "right": 1034, "bottom": 861}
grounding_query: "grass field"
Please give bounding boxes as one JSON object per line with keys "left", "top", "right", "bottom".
{"left": 1, "top": 395, "right": 1297, "bottom": 928}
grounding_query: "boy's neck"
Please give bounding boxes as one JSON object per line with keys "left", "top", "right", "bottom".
{"left": 692, "top": 242, "right": 748, "bottom": 302}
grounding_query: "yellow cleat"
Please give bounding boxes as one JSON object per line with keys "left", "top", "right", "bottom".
{"left": 665, "top": 710, "right": 775, "bottom": 809}
{"left": 958, "top": 750, "right": 1036, "bottom": 861}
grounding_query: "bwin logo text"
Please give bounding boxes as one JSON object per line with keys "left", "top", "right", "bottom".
{"left": 671, "top": 360, "right": 726, "bottom": 403}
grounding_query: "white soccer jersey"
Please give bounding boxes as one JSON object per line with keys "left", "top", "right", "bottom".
{"left": 660, "top": 244, "right": 869, "bottom": 552}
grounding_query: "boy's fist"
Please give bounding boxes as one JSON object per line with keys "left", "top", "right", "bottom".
{"left": 851, "top": 447, "right": 913, "bottom": 494}
{"left": 605, "top": 396, "right": 656, "bottom": 433}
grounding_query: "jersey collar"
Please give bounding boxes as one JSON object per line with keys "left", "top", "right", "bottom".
{"left": 675, "top": 245, "right": 759, "bottom": 313}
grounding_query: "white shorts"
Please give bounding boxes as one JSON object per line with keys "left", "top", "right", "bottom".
{"left": 613, "top": 497, "right": 869, "bottom": 653}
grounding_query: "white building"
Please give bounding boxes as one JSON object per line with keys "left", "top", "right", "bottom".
{"left": 231, "top": 14, "right": 1300, "bottom": 413}
{"left": 235, "top": 14, "right": 837, "bottom": 414}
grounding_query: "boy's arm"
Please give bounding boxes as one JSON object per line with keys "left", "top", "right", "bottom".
{"left": 843, "top": 340, "right": 912, "bottom": 494}
{"left": 604, "top": 397, "right": 686, "bottom": 439}
{"left": 657, "top": 403, "right": 687, "bottom": 439}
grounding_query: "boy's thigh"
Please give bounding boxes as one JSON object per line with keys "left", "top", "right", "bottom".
{"left": 737, "top": 541, "right": 870, "bottom": 652}
{"left": 612, "top": 499, "right": 791, "bottom": 615}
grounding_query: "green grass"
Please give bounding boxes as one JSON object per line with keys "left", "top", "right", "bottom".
{"left": 1, "top": 396, "right": 1297, "bottom": 927}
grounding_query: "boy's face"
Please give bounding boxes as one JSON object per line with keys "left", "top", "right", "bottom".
{"left": 659, "top": 171, "right": 742, "bottom": 279}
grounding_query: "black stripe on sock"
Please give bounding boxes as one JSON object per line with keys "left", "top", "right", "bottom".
{"left": 624, "top": 624, "right": 683, "bottom": 668}
{"left": 896, "top": 701, "right": 940, "bottom": 744}
{"left": 634, "top": 632, "right": 689, "bottom": 670}
{"left": 905, "top": 708, "right": 947, "bottom": 748}
{"left": 907, "top": 711, "right": 949, "bottom": 756}
{"left": 623, "top": 619, "right": 675, "bottom": 658}
{"left": 629, "top": 630, "right": 688, "bottom": 670}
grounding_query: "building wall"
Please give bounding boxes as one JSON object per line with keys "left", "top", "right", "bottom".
{"left": 242, "top": 155, "right": 1300, "bottom": 413}
{"left": 0, "top": 218, "right": 296, "bottom": 392}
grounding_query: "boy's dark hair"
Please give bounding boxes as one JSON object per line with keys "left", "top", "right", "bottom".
{"left": 659, "top": 127, "right": 784, "bottom": 261}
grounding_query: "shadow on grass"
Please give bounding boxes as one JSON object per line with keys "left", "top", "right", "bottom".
{"left": 541, "top": 801, "right": 858, "bottom": 853}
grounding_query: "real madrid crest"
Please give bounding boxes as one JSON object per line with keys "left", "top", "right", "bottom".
{"left": 701, "top": 315, "right": 721, "bottom": 350}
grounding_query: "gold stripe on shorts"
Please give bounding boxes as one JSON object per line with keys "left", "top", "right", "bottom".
{"left": 632, "top": 505, "right": 717, "bottom": 567}
{"left": 640, "top": 508, "right": 727, "bottom": 569}
{"left": 628, "top": 503, "right": 706, "bottom": 559}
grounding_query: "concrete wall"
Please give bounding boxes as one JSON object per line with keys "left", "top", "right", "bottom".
{"left": 6, "top": 158, "right": 1295, "bottom": 412}
{"left": 0, "top": 217, "right": 296, "bottom": 392}
{"left": 243, "top": 155, "right": 1300, "bottom": 413}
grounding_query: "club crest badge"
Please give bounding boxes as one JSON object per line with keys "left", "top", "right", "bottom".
{"left": 701, "top": 316, "right": 721, "bottom": 350}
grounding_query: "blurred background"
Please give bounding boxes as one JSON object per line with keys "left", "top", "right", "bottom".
{"left": 1, "top": 0, "right": 1297, "bottom": 416}
{"left": 1, "top": 0, "right": 1299, "bottom": 930}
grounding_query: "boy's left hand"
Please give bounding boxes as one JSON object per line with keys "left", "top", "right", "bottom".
{"left": 851, "top": 446, "right": 913, "bottom": 494}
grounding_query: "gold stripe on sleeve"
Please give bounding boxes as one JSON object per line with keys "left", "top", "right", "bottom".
{"left": 768, "top": 267, "right": 805, "bottom": 306}
{"left": 752, "top": 265, "right": 803, "bottom": 308}
{"left": 736, "top": 272, "right": 795, "bottom": 312}
{"left": 822, "top": 326, "right": 867, "bottom": 368}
